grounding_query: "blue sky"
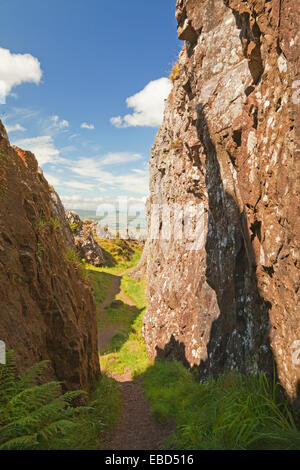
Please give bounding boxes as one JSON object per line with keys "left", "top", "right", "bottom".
{"left": 0, "top": 0, "right": 181, "bottom": 210}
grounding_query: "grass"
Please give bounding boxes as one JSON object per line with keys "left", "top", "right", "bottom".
{"left": 98, "top": 269, "right": 300, "bottom": 451}
{"left": 87, "top": 239, "right": 144, "bottom": 331}
{"left": 7, "top": 233, "right": 297, "bottom": 451}
{"left": 94, "top": 237, "right": 143, "bottom": 275}
{"left": 89, "top": 270, "right": 115, "bottom": 308}
{"left": 88, "top": 374, "right": 121, "bottom": 442}
{"left": 100, "top": 275, "right": 150, "bottom": 377}
{"left": 141, "top": 362, "right": 300, "bottom": 450}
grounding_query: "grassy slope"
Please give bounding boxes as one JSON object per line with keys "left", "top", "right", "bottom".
{"left": 100, "top": 275, "right": 150, "bottom": 376}
{"left": 94, "top": 237, "right": 143, "bottom": 275}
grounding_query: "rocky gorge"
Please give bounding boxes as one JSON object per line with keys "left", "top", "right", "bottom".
{"left": 143, "top": 0, "right": 300, "bottom": 404}
{"left": 0, "top": 0, "right": 299, "bottom": 452}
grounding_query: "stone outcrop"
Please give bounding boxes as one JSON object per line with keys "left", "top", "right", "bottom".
{"left": 0, "top": 122, "right": 100, "bottom": 392}
{"left": 144, "top": 0, "right": 300, "bottom": 402}
{"left": 65, "top": 211, "right": 104, "bottom": 267}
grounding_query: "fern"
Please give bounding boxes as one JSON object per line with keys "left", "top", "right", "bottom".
{"left": 0, "top": 352, "right": 101, "bottom": 450}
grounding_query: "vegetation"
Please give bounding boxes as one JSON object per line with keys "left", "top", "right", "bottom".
{"left": 49, "top": 218, "right": 60, "bottom": 231}
{"left": 35, "top": 218, "right": 60, "bottom": 233}
{"left": 69, "top": 221, "right": 79, "bottom": 233}
{"left": 4, "top": 240, "right": 299, "bottom": 451}
{"left": 93, "top": 236, "right": 143, "bottom": 274}
{"left": 0, "top": 353, "right": 90, "bottom": 450}
{"left": 88, "top": 374, "right": 121, "bottom": 439}
{"left": 142, "top": 362, "right": 300, "bottom": 450}
{"left": 89, "top": 270, "right": 115, "bottom": 307}
{"left": 0, "top": 352, "right": 120, "bottom": 450}
{"left": 100, "top": 275, "right": 149, "bottom": 375}
{"left": 36, "top": 242, "right": 44, "bottom": 263}
{"left": 65, "top": 248, "right": 89, "bottom": 281}
{"left": 99, "top": 264, "right": 300, "bottom": 451}
{"left": 169, "top": 62, "right": 179, "bottom": 82}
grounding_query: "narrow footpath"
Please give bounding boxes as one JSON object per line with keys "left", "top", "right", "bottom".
{"left": 98, "top": 271, "right": 171, "bottom": 450}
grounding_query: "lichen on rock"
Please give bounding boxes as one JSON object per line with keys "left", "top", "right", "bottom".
{"left": 144, "top": 0, "right": 300, "bottom": 403}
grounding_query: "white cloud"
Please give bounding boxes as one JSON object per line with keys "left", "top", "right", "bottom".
{"left": 71, "top": 158, "right": 112, "bottom": 182}
{"left": 64, "top": 181, "right": 95, "bottom": 190}
{"left": 99, "top": 152, "right": 142, "bottom": 166}
{"left": 5, "top": 123, "right": 26, "bottom": 133}
{"left": 69, "top": 156, "right": 148, "bottom": 196}
{"left": 51, "top": 115, "right": 69, "bottom": 129}
{"left": 61, "top": 194, "right": 105, "bottom": 210}
{"left": 81, "top": 122, "right": 95, "bottom": 130}
{"left": 113, "top": 172, "right": 148, "bottom": 195}
{"left": 13, "top": 135, "right": 63, "bottom": 165}
{"left": 61, "top": 194, "right": 146, "bottom": 211}
{"left": 110, "top": 77, "right": 172, "bottom": 128}
{"left": 110, "top": 116, "right": 123, "bottom": 127}
{"left": 43, "top": 174, "right": 97, "bottom": 191}
{"left": 0, "top": 47, "right": 42, "bottom": 104}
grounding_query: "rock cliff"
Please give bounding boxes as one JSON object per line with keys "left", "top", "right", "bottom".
{"left": 0, "top": 121, "right": 100, "bottom": 392}
{"left": 65, "top": 211, "right": 105, "bottom": 267}
{"left": 144, "top": 0, "right": 300, "bottom": 402}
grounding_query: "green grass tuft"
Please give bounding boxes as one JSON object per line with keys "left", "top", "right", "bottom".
{"left": 100, "top": 275, "right": 150, "bottom": 377}
{"left": 141, "top": 361, "right": 300, "bottom": 450}
{"left": 97, "top": 266, "right": 300, "bottom": 451}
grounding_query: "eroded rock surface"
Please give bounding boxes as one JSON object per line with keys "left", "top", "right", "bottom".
{"left": 0, "top": 122, "right": 100, "bottom": 392}
{"left": 144, "top": 0, "right": 300, "bottom": 401}
{"left": 66, "top": 211, "right": 104, "bottom": 267}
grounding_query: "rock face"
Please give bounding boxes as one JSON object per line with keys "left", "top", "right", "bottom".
{"left": 0, "top": 122, "right": 100, "bottom": 392}
{"left": 129, "top": 240, "right": 148, "bottom": 281}
{"left": 144, "top": 0, "right": 300, "bottom": 402}
{"left": 65, "top": 211, "right": 104, "bottom": 267}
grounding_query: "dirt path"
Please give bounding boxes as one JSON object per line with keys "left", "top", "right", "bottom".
{"left": 102, "top": 368, "right": 170, "bottom": 450}
{"left": 99, "top": 271, "right": 171, "bottom": 450}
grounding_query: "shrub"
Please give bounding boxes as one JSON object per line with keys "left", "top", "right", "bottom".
{"left": 169, "top": 63, "right": 179, "bottom": 82}
{"left": 69, "top": 222, "right": 79, "bottom": 233}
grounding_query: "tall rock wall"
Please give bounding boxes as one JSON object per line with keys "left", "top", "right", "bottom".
{"left": 144, "top": 0, "right": 300, "bottom": 401}
{"left": 0, "top": 121, "right": 100, "bottom": 392}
